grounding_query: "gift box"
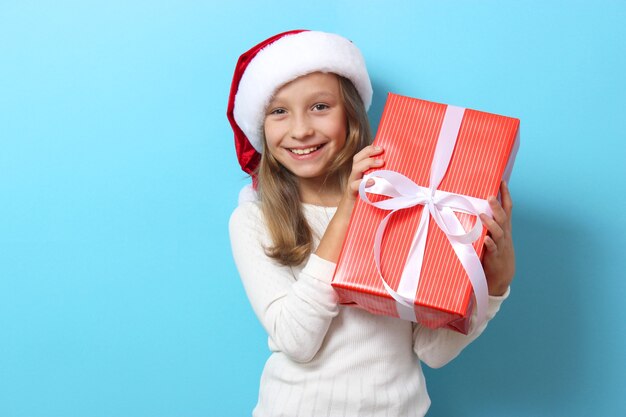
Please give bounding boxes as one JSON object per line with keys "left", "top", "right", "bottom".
{"left": 331, "top": 93, "right": 520, "bottom": 334}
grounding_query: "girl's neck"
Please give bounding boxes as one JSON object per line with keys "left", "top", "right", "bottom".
{"left": 298, "top": 177, "right": 343, "bottom": 207}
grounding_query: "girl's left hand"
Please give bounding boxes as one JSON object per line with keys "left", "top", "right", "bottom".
{"left": 479, "top": 181, "right": 515, "bottom": 296}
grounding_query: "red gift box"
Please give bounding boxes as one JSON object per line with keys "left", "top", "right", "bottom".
{"left": 331, "top": 93, "right": 520, "bottom": 334}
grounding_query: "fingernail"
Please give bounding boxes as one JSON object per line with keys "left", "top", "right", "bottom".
{"left": 375, "top": 159, "right": 384, "bottom": 165}
{"left": 373, "top": 146, "right": 382, "bottom": 152}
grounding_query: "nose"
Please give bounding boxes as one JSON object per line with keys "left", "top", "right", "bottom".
{"left": 290, "top": 113, "right": 314, "bottom": 140}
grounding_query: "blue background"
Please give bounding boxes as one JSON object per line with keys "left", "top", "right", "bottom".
{"left": 1, "top": 1, "right": 624, "bottom": 416}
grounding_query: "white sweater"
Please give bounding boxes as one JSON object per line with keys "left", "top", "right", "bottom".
{"left": 229, "top": 201, "right": 508, "bottom": 417}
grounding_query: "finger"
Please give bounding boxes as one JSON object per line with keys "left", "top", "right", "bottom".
{"left": 483, "top": 235, "right": 498, "bottom": 253}
{"left": 355, "top": 156, "right": 384, "bottom": 171}
{"left": 480, "top": 212, "right": 505, "bottom": 242}
{"left": 353, "top": 145, "right": 384, "bottom": 164}
{"left": 349, "top": 156, "right": 384, "bottom": 182}
{"left": 350, "top": 177, "right": 373, "bottom": 194}
{"left": 487, "top": 196, "right": 509, "bottom": 231}
{"left": 349, "top": 174, "right": 376, "bottom": 190}
{"left": 500, "top": 181, "right": 513, "bottom": 217}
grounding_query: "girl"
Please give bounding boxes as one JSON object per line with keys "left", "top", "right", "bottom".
{"left": 227, "top": 30, "right": 515, "bottom": 417}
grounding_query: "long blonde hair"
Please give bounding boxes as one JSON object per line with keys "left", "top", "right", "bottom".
{"left": 257, "top": 75, "right": 372, "bottom": 266}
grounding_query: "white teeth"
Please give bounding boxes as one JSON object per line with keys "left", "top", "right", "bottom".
{"left": 290, "top": 145, "right": 321, "bottom": 155}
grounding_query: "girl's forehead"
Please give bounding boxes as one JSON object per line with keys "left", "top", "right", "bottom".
{"left": 270, "top": 72, "right": 341, "bottom": 102}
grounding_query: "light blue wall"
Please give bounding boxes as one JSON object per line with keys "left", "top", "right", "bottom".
{"left": 1, "top": 1, "right": 624, "bottom": 416}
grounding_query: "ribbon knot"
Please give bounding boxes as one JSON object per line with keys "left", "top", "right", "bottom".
{"left": 426, "top": 194, "right": 437, "bottom": 209}
{"left": 357, "top": 105, "right": 492, "bottom": 328}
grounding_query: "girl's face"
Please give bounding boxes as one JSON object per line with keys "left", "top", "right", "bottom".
{"left": 264, "top": 72, "right": 347, "bottom": 187}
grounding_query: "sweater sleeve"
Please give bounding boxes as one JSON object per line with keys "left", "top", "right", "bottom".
{"left": 229, "top": 202, "right": 339, "bottom": 363}
{"left": 412, "top": 288, "right": 510, "bottom": 368}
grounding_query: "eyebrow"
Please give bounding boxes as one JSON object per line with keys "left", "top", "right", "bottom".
{"left": 311, "top": 91, "right": 336, "bottom": 99}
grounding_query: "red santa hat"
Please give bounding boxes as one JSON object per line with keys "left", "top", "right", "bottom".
{"left": 226, "top": 30, "right": 373, "bottom": 178}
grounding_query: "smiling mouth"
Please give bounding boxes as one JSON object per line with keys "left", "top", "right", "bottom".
{"left": 289, "top": 144, "right": 323, "bottom": 155}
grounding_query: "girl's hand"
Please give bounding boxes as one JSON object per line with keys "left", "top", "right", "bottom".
{"left": 343, "top": 145, "right": 385, "bottom": 205}
{"left": 479, "top": 181, "right": 515, "bottom": 296}
{"left": 315, "top": 145, "right": 384, "bottom": 263}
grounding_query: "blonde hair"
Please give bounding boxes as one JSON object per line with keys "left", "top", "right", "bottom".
{"left": 257, "top": 75, "right": 372, "bottom": 266}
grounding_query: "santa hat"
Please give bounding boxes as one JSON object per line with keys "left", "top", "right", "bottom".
{"left": 226, "top": 30, "right": 373, "bottom": 178}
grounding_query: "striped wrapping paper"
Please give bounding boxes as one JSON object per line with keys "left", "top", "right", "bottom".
{"left": 332, "top": 93, "right": 520, "bottom": 334}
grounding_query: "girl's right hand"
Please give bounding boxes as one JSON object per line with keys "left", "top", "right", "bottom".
{"left": 343, "top": 145, "right": 385, "bottom": 205}
{"left": 315, "top": 145, "right": 384, "bottom": 263}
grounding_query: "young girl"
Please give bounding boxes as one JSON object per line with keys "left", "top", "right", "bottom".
{"left": 227, "top": 30, "right": 515, "bottom": 417}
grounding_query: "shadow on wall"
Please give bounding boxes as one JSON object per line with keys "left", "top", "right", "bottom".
{"left": 424, "top": 201, "right": 588, "bottom": 416}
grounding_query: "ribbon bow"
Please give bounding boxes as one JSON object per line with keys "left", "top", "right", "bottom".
{"left": 358, "top": 106, "right": 492, "bottom": 327}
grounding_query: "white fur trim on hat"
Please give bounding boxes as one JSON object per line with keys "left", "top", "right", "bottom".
{"left": 233, "top": 31, "right": 373, "bottom": 153}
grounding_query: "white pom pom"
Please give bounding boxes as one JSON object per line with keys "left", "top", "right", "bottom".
{"left": 238, "top": 184, "right": 258, "bottom": 205}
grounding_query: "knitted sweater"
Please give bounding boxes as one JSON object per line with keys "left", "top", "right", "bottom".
{"left": 229, "top": 201, "right": 508, "bottom": 417}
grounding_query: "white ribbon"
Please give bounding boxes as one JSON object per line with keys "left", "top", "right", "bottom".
{"left": 358, "top": 105, "right": 492, "bottom": 327}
